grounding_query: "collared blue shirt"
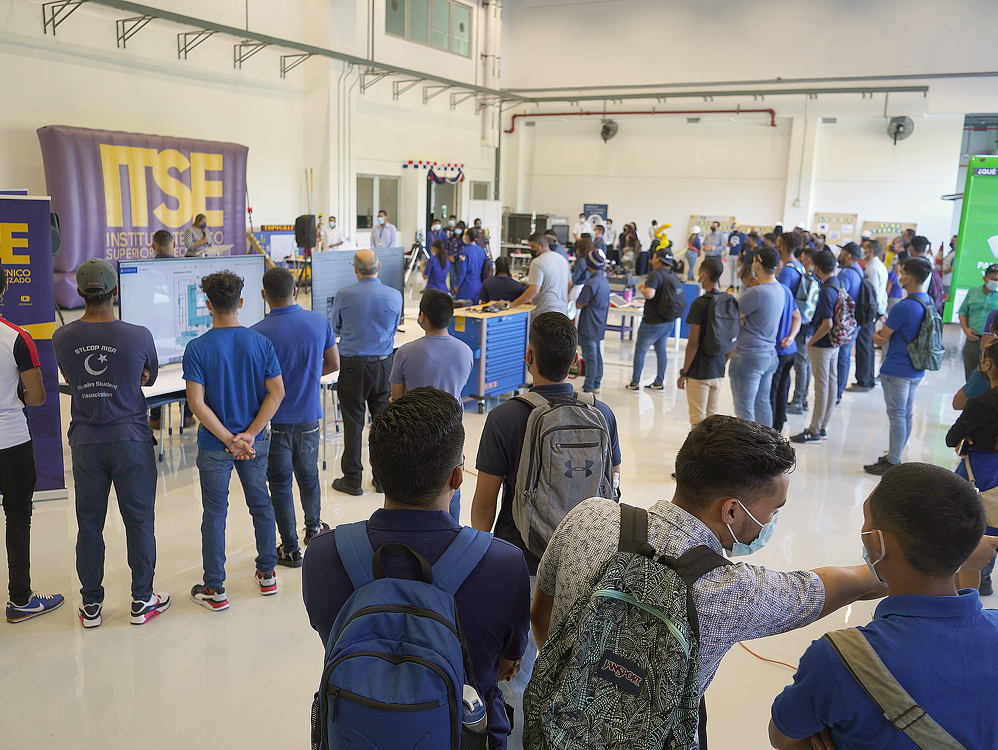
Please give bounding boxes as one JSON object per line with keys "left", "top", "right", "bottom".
{"left": 455, "top": 242, "right": 488, "bottom": 303}
{"left": 251, "top": 304, "right": 335, "bottom": 424}
{"left": 331, "top": 277, "right": 402, "bottom": 357}
{"left": 371, "top": 221, "right": 397, "bottom": 248}
{"left": 426, "top": 228, "right": 448, "bottom": 254}
{"left": 838, "top": 264, "right": 863, "bottom": 301}
{"left": 772, "top": 590, "right": 998, "bottom": 749}
{"left": 577, "top": 269, "right": 610, "bottom": 341}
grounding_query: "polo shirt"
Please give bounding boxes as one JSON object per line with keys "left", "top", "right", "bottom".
{"left": 959, "top": 285, "right": 998, "bottom": 335}
{"left": 880, "top": 293, "right": 930, "bottom": 380}
{"left": 389, "top": 334, "right": 474, "bottom": 401}
{"left": 576, "top": 269, "right": 610, "bottom": 342}
{"left": 182, "top": 327, "right": 281, "bottom": 451}
{"left": 772, "top": 591, "right": 998, "bottom": 749}
{"left": 812, "top": 277, "right": 842, "bottom": 348}
{"left": 301, "top": 509, "right": 531, "bottom": 749}
{"left": 0, "top": 317, "right": 40, "bottom": 450}
{"left": 838, "top": 265, "right": 863, "bottom": 301}
{"left": 526, "top": 251, "right": 570, "bottom": 318}
{"left": 475, "top": 383, "right": 621, "bottom": 574}
{"left": 775, "top": 284, "right": 798, "bottom": 356}
{"left": 778, "top": 261, "right": 804, "bottom": 297}
{"left": 479, "top": 275, "right": 524, "bottom": 303}
{"left": 251, "top": 304, "right": 335, "bottom": 424}
{"left": 330, "top": 277, "right": 403, "bottom": 358}
{"left": 684, "top": 292, "right": 726, "bottom": 380}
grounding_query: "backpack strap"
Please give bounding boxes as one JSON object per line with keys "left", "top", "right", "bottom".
{"left": 823, "top": 629, "right": 968, "bottom": 750}
{"left": 617, "top": 504, "right": 652, "bottom": 555}
{"left": 430, "top": 526, "right": 494, "bottom": 596}
{"left": 512, "top": 390, "right": 550, "bottom": 410}
{"left": 335, "top": 520, "right": 377, "bottom": 590}
{"left": 671, "top": 544, "right": 731, "bottom": 589}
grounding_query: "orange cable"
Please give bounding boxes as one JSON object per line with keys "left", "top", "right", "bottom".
{"left": 738, "top": 641, "right": 798, "bottom": 671}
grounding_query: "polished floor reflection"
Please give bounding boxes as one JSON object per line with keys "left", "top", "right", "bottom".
{"left": 2, "top": 304, "right": 985, "bottom": 750}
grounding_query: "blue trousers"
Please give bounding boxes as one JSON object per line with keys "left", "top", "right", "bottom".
{"left": 268, "top": 421, "right": 321, "bottom": 552}
{"left": 729, "top": 349, "right": 779, "bottom": 425}
{"left": 630, "top": 321, "right": 670, "bottom": 385}
{"left": 579, "top": 335, "right": 603, "bottom": 392}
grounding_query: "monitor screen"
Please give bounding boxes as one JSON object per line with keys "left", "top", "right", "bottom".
{"left": 311, "top": 247, "right": 405, "bottom": 327}
{"left": 118, "top": 255, "right": 267, "bottom": 365}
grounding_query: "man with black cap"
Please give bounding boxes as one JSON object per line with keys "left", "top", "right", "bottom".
{"left": 575, "top": 247, "right": 610, "bottom": 394}
{"left": 53, "top": 259, "right": 169, "bottom": 628}
{"left": 626, "top": 245, "right": 683, "bottom": 391}
{"left": 835, "top": 244, "right": 865, "bottom": 402}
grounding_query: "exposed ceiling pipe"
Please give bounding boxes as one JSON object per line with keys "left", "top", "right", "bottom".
{"left": 504, "top": 108, "right": 777, "bottom": 134}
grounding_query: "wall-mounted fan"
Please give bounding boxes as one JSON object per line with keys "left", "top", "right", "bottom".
{"left": 600, "top": 119, "right": 618, "bottom": 142}
{"left": 887, "top": 116, "right": 914, "bottom": 145}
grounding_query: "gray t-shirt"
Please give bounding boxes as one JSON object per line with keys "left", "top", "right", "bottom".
{"left": 389, "top": 334, "right": 475, "bottom": 401}
{"left": 734, "top": 282, "right": 787, "bottom": 354}
{"left": 527, "top": 250, "right": 570, "bottom": 317}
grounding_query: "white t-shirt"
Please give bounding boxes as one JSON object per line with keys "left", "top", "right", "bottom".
{"left": 573, "top": 221, "right": 591, "bottom": 240}
{"left": 322, "top": 226, "right": 344, "bottom": 250}
{"left": 0, "top": 318, "right": 39, "bottom": 450}
{"left": 527, "top": 250, "right": 571, "bottom": 317}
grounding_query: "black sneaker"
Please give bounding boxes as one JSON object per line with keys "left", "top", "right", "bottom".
{"left": 645, "top": 382, "right": 664, "bottom": 391}
{"left": 845, "top": 384, "right": 873, "bottom": 392}
{"left": 331, "top": 477, "right": 363, "bottom": 496}
{"left": 276, "top": 543, "right": 303, "bottom": 568}
{"left": 130, "top": 592, "right": 170, "bottom": 624}
{"left": 980, "top": 576, "right": 993, "bottom": 597}
{"left": 863, "top": 456, "right": 897, "bottom": 476}
{"left": 624, "top": 382, "right": 640, "bottom": 391}
{"left": 303, "top": 521, "right": 331, "bottom": 547}
{"left": 790, "top": 429, "right": 822, "bottom": 444}
{"left": 786, "top": 402, "right": 804, "bottom": 415}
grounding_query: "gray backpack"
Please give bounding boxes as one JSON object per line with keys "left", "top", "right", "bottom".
{"left": 512, "top": 391, "right": 614, "bottom": 559}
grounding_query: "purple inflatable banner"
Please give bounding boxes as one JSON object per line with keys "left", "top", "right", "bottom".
{"left": 37, "top": 126, "right": 248, "bottom": 308}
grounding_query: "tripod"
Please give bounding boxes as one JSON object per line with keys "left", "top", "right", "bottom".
{"left": 404, "top": 235, "right": 430, "bottom": 285}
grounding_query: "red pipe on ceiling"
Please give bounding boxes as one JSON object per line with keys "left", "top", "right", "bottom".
{"left": 504, "top": 108, "right": 778, "bottom": 134}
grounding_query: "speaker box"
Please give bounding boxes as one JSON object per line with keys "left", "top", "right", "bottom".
{"left": 295, "top": 214, "right": 317, "bottom": 249}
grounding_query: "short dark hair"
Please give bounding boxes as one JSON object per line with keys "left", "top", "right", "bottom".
{"left": 984, "top": 340, "right": 998, "bottom": 370}
{"left": 814, "top": 249, "right": 837, "bottom": 274}
{"left": 800, "top": 247, "right": 818, "bottom": 262}
{"left": 464, "top": 228, "right": 476, "bottom": 244}
{"left": 419, "top": 289, "right": 454, "bottom": 330}
{"left": 763, "top": 232, "right": 777, "bottom": 244}
{"left": 870, "top": 463, "right": 984, "bottom": 577}
{"left": 594, "top": 224, "right": 604, "bottom": 234}
{"left": 152, "top": 230, "right": 173, "bottom": 251}
{"left": 495, "top": 256, "right": 511, "bottom": 275}
{"left": 909, "top": 235, "right": 930, "bottom": 255}
{"left": 529, "top": 312, "right": 577, "bottom": 382}
{"left": 777, "top": 232, "right": 802, "bottom": 255}
{"left": 575, "top": 238, "right": 593, "bottom": 258}
{"left": 369, "top": 387, "right": 464, "bottom": 507}
{"left": 674, "top": 415, "right": 796, "bottom": 512}
{"left": 700, "top": 256, "right": 723, "bottom": 282}
{"left": 985, "top": 264, "right": 998, "bottom": 277}
{"left": 201, "top": 270, "right": 244, "bottom": 312}
{"left": 528, "top": 232, "right": 549, "bottom": 248}
{"left": 902, "top": 258, "right": 930, "bottom": 285}
{"left": 262, "top": 267, "right": 294, "bottom": 299}
{"left": 866, "top": 239, "right": 883, "bottom": 256}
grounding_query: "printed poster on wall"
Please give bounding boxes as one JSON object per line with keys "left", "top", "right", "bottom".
{"left": 0, "top": 196, "right": 65, "bottom": 496}
{"left": 37, "top": 126, "right": 248, "bottom": 308}
{"left": 947, "top": 155, "right": 998, "bottom": 323}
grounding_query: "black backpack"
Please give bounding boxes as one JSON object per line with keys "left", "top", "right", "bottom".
{"left": 655, "top": 270, "right": 687, "bottom": 322}
{"left": 700, "top": 290, "right": 740, "bottom": 358}
{"left": 480, "top": 254, "right": 494, "bottom": 284}
{"left": 854, "top": 271, "right": 880, "bottom": 326}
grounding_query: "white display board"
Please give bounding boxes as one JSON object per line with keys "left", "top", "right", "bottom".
{"left": 118, "top": 255, "right": 266, "bottom": 365}
{"left": 469, "top": 199, "right": 502, "bottom": 258}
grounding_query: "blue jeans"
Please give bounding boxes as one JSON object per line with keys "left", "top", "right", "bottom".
{"left": 499, "top": 575, "right": 536, "bottom": 750}
{"left": 197, "top": 442, "right": 277, "bottom": 590}
{"left": 880, "top": 374, "right": 921, "bottom": 464}
{"left": 836, "top": 330, "right": 859, "bottom": 399}
{"left": 630, "top": 320, "right": 670, "bottom": 385}
{"left": 72, "top": 441, "right": 157, "bottom": 604}
{"left": 579, "top": 335, "right": 603, "bottom": 392}
{"left": 684, "top": 250, "right": 697, "bottom": 280}
{"left": 268, "top": 421, "right": 321, "bottom": 552}
{"left": 729, "top": 349, "right": 779, "bottom": 425}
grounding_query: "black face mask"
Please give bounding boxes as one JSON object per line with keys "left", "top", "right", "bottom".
{"left": 529, "top": 247, "right": 539, "bottom": 258}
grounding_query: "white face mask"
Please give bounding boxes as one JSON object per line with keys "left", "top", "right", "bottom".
{"left": 432, "top": 224, "right": 440, "bottom": 231}
{"left": 329, "top": 221, "right": 336, "bottom": 228}
{"left": 987, "top": 279, "right": 998, "bottom": 293}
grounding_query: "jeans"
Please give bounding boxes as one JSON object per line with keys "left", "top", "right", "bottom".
{"left": 854, "top": 321, "right": 877, "bottom": 388}
{"left": 770, "top": 352, "right": 797, "bottom": 431}
{"left": 197, "top": 443, "right": 276, "bottom": 590}
{"left": 1, "top": 440, "right": 36, "bottom": 605}
{"left": 964, "top": 337, "right": 982, "bottom": 381}
{"left": 579, "top": 335, "right": 603, "bottom": 392}
{"left": 836, "top": 330, "right": 859, "bottom": 400}
{"left": 791, "top": 327, "right": 813, "bottom": 406}
{"left": 684, "top": 250, "right": 697, "bottom": 280}
{"left": 685, "top": 377, "right": 722, "bottom": 426}
{"left": 881, "top": 374, "right": 921, "bottom": 464}
{"left": 809, "top": 345, "right": 839, "bottom": 433}
{"left": 630, "top": 321, "right": 670, "bottom": 385}
{"left": 338, "top": 356, "right": 393, "bottom": 488}
{"left": 728, "top": 349, "right": 778, "bottom": 425}
{"left": 499, "top": 575, "right": 537, "bottom": 750}
{"left": 268, "top": 421, "right": 321, "bottom": 552}
{"left": 72, "top": 440, "right": 157, "bottom": 604}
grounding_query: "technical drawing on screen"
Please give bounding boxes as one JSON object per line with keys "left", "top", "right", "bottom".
{"left": 117, "top": 255, "right": 266, "bottom": 365}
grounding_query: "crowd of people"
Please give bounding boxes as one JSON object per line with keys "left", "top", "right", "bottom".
{"left": 3, "top": 211, "right": 997, "bottom": 750}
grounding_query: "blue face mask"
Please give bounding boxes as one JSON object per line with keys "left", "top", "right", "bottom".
{"left": 726, "top": 500, "right": 778, "bottom": 557}
{"left": 862, "top": 530, "right": 888, "bottom": 587}
{"left": 377, "top": 216, "right": 385, "bottom": 226}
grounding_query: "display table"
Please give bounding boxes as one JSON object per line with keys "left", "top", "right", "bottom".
{"left": 449, "top": 305, "right": 533, "bottom": 413}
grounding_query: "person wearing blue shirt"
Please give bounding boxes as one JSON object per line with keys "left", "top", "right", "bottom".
{"left": 770, "top": 463, "right": 998, "bottom": 750}
{"left": 863, "top": 259, "right": 933, "bottom": 476}
{"left": 592, "top": 225, "right": 608, "bottom": 255}
{"left": 778, "top": 236, "right": 813, "bottom": 415}
{"left": 251, "top": 268, "right": 340, "bottom": 565}
{"left": 453, "top": 228, "right": 488, "bottom": 303}
{"left": 576, "top": 247, "right": 611, "bottom": 394}
{"left": 835, "top": 244, "right": 865, "bottom": 402}
{"left": 425, "top": 218, "right": 448, "bottom": 257}
{"left": 770, "top": 281, "right": 801, "bottom": 433}
{"left": 330, "top": 250, "right": 404, "bottom": 496}
{"left": 422, "top": 239, "right": 450, "bottom": 293}
{"left": 959, "top": 263, "right": 998, "bottom": 379}
{"left": 480, "top": 256, "right": 525, "bottom": 303}
{"left": 183, "top": 270, "right": 285, "bottom": 610}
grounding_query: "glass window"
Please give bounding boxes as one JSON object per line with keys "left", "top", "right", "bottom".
{"left": 379, "top": 177, "right": 399, "bottom": 225}
{"left": 357, "top": 176, "right": 374, "bottom": 229}
{"left": 431, "top": 0, "right": 450, "bottom": 51}
{"left": 410, "top": 0, "right": 429, "bottom": 44}
{"left": 385, "top": 0, "right": 405, "bottom": 38}
{"left": 452, "top": 3, "right": 470, "bottom": 57}
{"left": 471, "top": 181, "right": 489, "bottom": 200}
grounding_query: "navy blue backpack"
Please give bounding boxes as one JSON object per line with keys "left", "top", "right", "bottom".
{"left": 311, "top": 522, "right": 493, "bottom": 750}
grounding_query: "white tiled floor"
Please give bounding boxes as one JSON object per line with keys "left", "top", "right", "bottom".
{"left": 2, "top": 299, "right": 987, "bottom": 750}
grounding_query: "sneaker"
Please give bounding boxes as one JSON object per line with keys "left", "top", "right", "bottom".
{"left": 276, "top": 543, "right": 303, "bottom": 568}
{"left": 863, "top": 456, "right": 897, "bottom": 476}
{"left": 331, "top": 477, "right": 363, "bottom": 496}
{"left": 79, "top": 601, "right": 103, "bottom": 628}
{"left": 845, "top": 384, "right": 873, "bottom": 392}
{"left": 645, "top": 382, "right": 664, "bottom": 391}
{"left": 802, "top": 399, "right": 809, "bottom": 410}
{"left": 6, "top": 592, "right": 65, "bottom": 623}
{"left": 980, "top": 576, "right": 993, "bottom": 597}
{"left": 819, "top": 429, "right": 827, "bottom": 438}
{"left": 790, "top": 429, "right": 822, "bottom": 444}
{"left": 190, "top": 584, "right": 229, "bottom": 612}
{"left": 130, "top": 592, "right": 170, "bottom": 625}
{"left": 786, "top": 402, "right": 804, "bottom": 415}
{"left": 624, "top": 382, "right": 640, "bottom": 391}
{"left": 303, "top": 521, "right": 330, "bottom": 547}
{"left": 256, "top": 570, "right": 278, "bottom": 596}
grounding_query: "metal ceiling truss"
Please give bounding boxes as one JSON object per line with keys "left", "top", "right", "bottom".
{"left": 280, "top": 53, "right": 312, "bottom": 79}
{"left": 393, "top": 79, "right": 422, "bottom": 100}
{"left": 519, "top": 86, "right": 928, "bottom": 105}
{"left": 116, "top": 15, "right": 153, "bottom": 47}
{"left": 234, "top": 41, "right": 269, "bottom": 69}
{"left": 42, "top": 0, "right": 86, "bottom": 35}
{"left": 177, "top": 30, "right": 214, "bottom": 59}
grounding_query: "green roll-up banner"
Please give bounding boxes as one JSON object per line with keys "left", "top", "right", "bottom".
{"left": 947, "top": 155, "right": 998, "bottom": 322}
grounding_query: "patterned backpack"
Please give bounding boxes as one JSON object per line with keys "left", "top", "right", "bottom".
{"left": 523, "top": 505, "right": 729, "bottom": 750}
{"left": 828, "top": 286, "right": 859, "bottom": 347}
